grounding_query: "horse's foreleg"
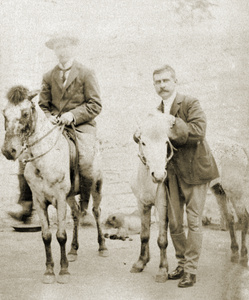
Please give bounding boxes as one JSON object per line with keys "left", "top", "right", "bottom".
{"left": 67, "top": 196, "right": 79, "bottom": 262}
{"left": 91, "top": 178, "right": 108, "bottom": 257}
{"left": 130, "top": 204, "right": 151, "bottom": 273}
{"left": 211, "top": 184, "right": 239, "bottom": 262}
{"left": 35, "top": 200, "right": 55, "bottom": 284}
{"left": 56, "top": 197, "right": 70, "bottom": 284}
{"left": 233, "top": 202, "right": 249, "bottom": 266}
{"left": 240, "top": 209, "right": 249, "bottom": 266}
{"left": 155, "top": 183, "right": 168, "bottom": 283}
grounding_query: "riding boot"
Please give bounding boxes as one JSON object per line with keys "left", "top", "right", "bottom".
{"left": 8, "top": 174, "right": 33, "bottom": 223}
{"left": 170, "top": 232, "right": 187, "bottom": 268}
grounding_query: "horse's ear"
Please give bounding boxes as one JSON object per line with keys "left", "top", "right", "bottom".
{"left": 28, "top": 89, "right": 40, "bottom": 101}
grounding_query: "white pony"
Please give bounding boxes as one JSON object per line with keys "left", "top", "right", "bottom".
{"left": 1, "top": 86, "right": 108, "bottom": 284}
{"left": 130, "top": 112, "right": 175, "bottom": 282}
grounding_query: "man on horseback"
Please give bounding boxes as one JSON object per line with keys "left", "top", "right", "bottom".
{"left": 135, "top": 64, "right": 219, "bottom": 288}
{"left": 8, "top": 32, "right": 102, "bottom": 223}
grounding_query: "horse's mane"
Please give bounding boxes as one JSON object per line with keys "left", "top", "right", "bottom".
{"left": 6, "top": 85, "right": 29, "bottom": 105}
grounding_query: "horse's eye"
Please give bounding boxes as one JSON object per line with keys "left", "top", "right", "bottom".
{"left": 142, "top": 142, "right": 146, "bottom": 146}
{"left": 22, "top": 112, "right": 28, "bottom": 118}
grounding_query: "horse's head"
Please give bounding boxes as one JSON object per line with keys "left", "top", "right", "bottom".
{"left": 1, "top": 86, "right": 38, "bottom": 160}
{"left": 136, "top": 112, "right": 175, "bottom": 183}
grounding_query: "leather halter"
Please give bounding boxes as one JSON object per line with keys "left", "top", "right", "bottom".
{"left": 20, "top": 91, "right": 76, "bottom": 163}
{"left": 138, "top": 138, "right": 176, "bottom": 169}
{"left": 22, "top": 124, "right": 65, "bottom": 164}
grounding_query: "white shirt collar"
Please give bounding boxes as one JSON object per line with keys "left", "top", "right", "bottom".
{"left": 162, "top": 89, "right": 177, "bottom": 114}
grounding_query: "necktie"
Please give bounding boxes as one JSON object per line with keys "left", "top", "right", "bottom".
{"left": 60, "top": 67, "right": 71, "bottom": 83}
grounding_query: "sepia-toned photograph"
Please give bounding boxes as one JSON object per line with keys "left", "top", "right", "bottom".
{"left": 0, "top": 0, "right": 248, "bottom": 299}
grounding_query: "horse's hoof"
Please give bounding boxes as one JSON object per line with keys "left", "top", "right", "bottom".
{"left": 42, "top": 273, "right": 56, "bottom": 284}
{"left": 231, "top": 253, "right": 239, "bottom": 263}
{"left": 155, "top": 272, "right": 168, "bottom": 283}
{"left": 99, "top": 249, "right": 109, "bottom": 257}
{"left": 57, "top": 271, "right": 70, "bottom": 284}
{"left": 68, "top": 253, "right": 78, "bottom": 262}
{"left": 130, "top": 266, "right": 143, "bottom": 273}
{"left": 240, "top": 256, "right": 248, "bottom": 267}
{"left": 130, "top": 262, "right": 144, "bottom": 273}
{"left": 80, "top": 213, "right": 96, "bottom": 227}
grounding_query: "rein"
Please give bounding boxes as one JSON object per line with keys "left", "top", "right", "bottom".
{"left": 22, "top": 124, "right": 65, "bottom": 164}
{"left": 20, "top": 91, "right": 75, "bottom": 164}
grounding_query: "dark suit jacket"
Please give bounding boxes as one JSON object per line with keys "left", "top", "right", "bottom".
{"left": 158, "top": 93, "right": 219, "bottom": 185}
{"left": 39, "top": 60, "right": 102, "bottom": 134}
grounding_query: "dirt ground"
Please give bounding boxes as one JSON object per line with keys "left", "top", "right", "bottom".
{"left": 0, "top": 223, "right": 248, "bottom": 300}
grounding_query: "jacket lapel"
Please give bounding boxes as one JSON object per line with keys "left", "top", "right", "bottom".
{"left": 62, "top": 61, "right": 79, "bottom": 93}
{"left": 157, "top": 93, "right": 184, "bottom": 116}
{"left": 53, "top": 66, "right": 63, "bottom": 90}
{"left": 170, "top": 93, "right": 183, "bottom": 116}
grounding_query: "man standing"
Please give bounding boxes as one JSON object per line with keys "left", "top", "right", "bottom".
{"left": 8, "top": 32, "right": 102, "bottom": 221}
{"left": 153, "top": 65, "right": 219, "bottom": 287}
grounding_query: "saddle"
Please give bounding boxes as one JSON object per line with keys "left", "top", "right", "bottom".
{"left": 63, "top": 126, "right": 80, "bottom": 195}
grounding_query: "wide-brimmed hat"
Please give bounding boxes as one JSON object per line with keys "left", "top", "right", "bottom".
{"left": 45, "top": 32, "right": 80, "bottom": 49}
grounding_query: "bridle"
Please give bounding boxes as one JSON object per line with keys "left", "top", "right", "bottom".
{"left": 16, "top": 91, "right": 76, "bottom": 164}
{"left": 21, "top": 124, "right": 65, "bottom": 164}
{"left": 138, "top": 138, "right": 176, "bottom": 170}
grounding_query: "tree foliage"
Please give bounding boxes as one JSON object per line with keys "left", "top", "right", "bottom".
{"left": 173, "top": 0, "right": 218, "bottom": 25}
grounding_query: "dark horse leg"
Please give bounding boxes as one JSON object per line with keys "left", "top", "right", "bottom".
{"left": 155, "top": 183, "right": 168, "bottom": 283}
{"left": 91, "top": 176, "right": 109, "bottom": 257}
{"left": 67, "top": 195, "right": 80, "bottom": 262}
{"left": 35, "top": 200, "right": 55, "bottom": 284}
{"left": 234, "top": 206, "right": 249, "bottom": 266}
{"left": 130, "top": 204, "right": 151, "bottom": 273}
{"left": 56, "top": 195, "right": 70, "bottom": 284}
{"left": 211, "top": 183, "right": 239, "bottom": 262}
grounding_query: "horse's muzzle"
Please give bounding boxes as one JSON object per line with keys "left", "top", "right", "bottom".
{"left": 151, "top": 171, "right": 167, "bottom": 183}
{"left": 1, "top": 146, "right": 16, "bottom": 160}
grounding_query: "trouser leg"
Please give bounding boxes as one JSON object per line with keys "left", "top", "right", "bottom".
{"left": 76, "top": 132, "right": 97, "bottom": 212}
{"left": 170, "top": 232, "right": 187, "bottom": 267}
{"left": 178, "top": 178, "right": 208, "bottom": 274}
{"left": 167, "top": 171, "right": 186, "bottom": 267}
{"left": 184, "top": 231, "right": 203, "bottom": 275}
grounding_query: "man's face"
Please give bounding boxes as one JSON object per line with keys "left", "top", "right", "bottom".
{"left": 53, "top": 41, "right": 75, "bottom": 65}
{"left": 153, "top": 71, "right": 177, "bottom": 100}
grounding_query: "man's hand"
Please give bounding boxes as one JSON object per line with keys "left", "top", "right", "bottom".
{"left": 58, "top": 112, "right": 75, "bottom": 125}
{"left": 48, "top": 115, "right": 58, "bottom": 125}
{"left": 169, "top": 115, "right": 176, "bottom": 128}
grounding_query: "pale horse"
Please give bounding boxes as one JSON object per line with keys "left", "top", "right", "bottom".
{"left": 1, "top": 86, "right": 108, "bottom": 284}
{"left": 130, "top": 112, "right": 176, "bottom": 283}
{"left": 209, "top": 138, "right": 249, "bottom": 266}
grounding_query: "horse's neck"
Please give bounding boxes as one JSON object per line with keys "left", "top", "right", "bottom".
{"left": 28, "top": 105, "right": 56, "bottom": 145}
